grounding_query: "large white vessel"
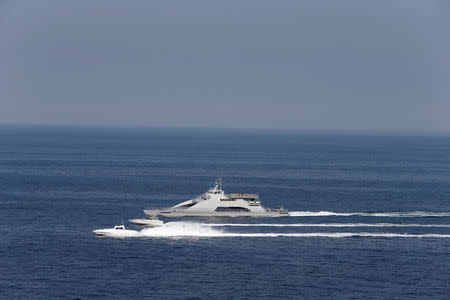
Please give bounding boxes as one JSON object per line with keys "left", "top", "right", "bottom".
{"left": 144, "top": 178, "right": 288, "bottom": 218}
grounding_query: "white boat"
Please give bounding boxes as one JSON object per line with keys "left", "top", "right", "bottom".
{"left": 144, "top": 178, "right": 289, "bottom": 218}
{"left": 128, "top": 217, "right": 164, "bottom": 226}
{"left": 93, "top": 224, "right": 138, "bottom": 238}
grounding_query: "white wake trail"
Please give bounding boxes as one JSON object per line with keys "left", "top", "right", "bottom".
{"left": 214, "top": 233, "right": 450, "bottom": 238}
{"left": 130, "top": 222, "right": 450, "bottom": 239}
{"left": 207, "top": 223, "right": 450, "bottom": 228}
{"left": 139, "top": 221, "right": 223, "bottom": 237}
{"left": 289, "top": 211, "right": 450, "bottom": 217}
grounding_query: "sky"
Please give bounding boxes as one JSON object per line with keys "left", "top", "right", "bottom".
{"left": 0, "top": 0, "right": 449, "bottom": 131}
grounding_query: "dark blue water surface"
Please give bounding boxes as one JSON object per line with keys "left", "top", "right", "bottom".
{"left": 1, "top": 126, "right": 450, "bottom": 299}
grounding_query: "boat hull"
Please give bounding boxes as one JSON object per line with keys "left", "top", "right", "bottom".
{"left": 93, "top": 228, "right": 139, "bottom": 238}
{"left": 128, "top": 218, "right": 164, "bottom": 226}
{"left": 144, "top": 209, "right": 289, "bottom": 218}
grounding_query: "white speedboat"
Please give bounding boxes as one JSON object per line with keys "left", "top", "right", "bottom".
{"left": 144, "top": 178, "right": 289, "bottom": 218}
{"left": 128, "top": 217, "right": 164, "bottom": 226}
{"left": 93, "top": 224, "right": 138, "bottom": 238}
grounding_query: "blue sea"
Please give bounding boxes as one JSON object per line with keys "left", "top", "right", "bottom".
{"left": 1, "top": 125, "right": 449, "bottom": 299}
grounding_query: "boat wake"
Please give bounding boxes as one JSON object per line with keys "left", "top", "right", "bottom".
{"left": 207, "top": 233, "right": 450, "bottom": 238}
{"left": 289, "top": 211, "right": 450, "bottom": 217}
{"left": 139, "top": 222, "right": 222, "bottom": 237}
{"left": 207, "top": 223, "right": 450, "bottom": 228}
{"left": 99, "top": 221, "right": 450, "bottom": 239}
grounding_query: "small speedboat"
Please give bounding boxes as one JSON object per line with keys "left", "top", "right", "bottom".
{"left": 93, "top": 224, "right": 138, "bottom": 238}
{"left": 128, "top": 217, "right": 164, "bottom": 227}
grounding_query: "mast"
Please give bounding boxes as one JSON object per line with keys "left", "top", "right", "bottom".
{"left": 218, "top": 176, "right": 223, "bottom": 190}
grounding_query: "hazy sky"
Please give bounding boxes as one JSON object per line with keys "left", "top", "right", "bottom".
{"left": 1, "top": 0, "right": 449, "bottom": 131}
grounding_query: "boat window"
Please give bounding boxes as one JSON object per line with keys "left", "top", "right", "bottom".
{"left": 215, "top": 207, "right": 250, "bottom": 212}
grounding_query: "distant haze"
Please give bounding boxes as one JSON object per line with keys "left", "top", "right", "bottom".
{"left": 1, "top": 0, "right": 449, "bottom": 132}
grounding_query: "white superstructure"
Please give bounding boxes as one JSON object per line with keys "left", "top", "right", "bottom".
{"left": 144, "top": 178, "right": 288, "bottom": 218}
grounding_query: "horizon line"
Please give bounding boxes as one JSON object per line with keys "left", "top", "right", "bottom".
{"left": 1, "top": 122, "right": 449, "bottom": 136}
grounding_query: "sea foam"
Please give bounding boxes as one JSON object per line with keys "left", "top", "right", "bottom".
{"left": 129, "top": 221, "right": 450, "bottom": 239}
{"left": 139, "top": 221, "right": 224, "bottom": 237}
{"left": 207, "top": 223, "right": 450, "bottom": 228}
{"left": 289, "top": 211, "right": 450, "bottom": 217}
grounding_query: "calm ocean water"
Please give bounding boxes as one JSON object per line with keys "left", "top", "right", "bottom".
{"left": 1, "top": 126, "right": 449, "bottom": 299}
